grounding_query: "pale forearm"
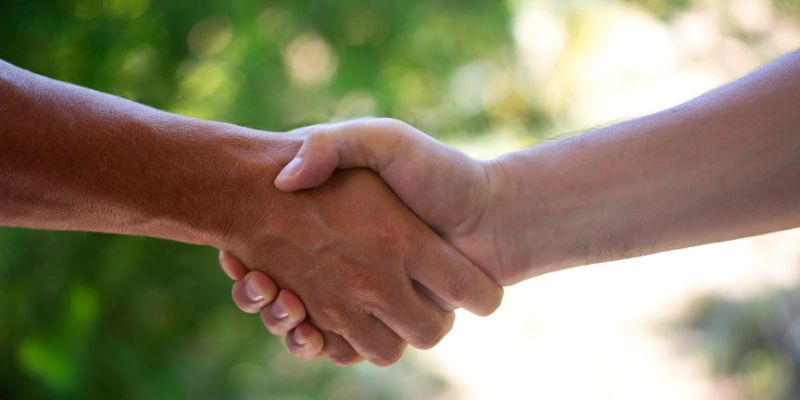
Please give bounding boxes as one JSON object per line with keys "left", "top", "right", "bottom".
{"left": 0, "top": 60, "right": 294, "bottom": 246}
{"left": 493, "top": 50, "right": 800, "bottom": 281}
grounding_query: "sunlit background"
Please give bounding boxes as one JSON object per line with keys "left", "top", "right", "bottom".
{"left": 1, "top": 0, "right": 800, "bottom": 398}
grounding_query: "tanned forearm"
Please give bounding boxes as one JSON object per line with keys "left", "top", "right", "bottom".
{"left": 490, "top": 50, "right": 800, "bottom": 281}
{"left": 0, "top": 61, "right": 511, "bottom": 365}
{"left": 0, "top": 60, "right": 294, "bottom": 247}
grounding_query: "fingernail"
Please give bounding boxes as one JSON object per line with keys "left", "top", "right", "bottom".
{"left": 272, "top": 301, "right": 289, "bottom": 319}
{"left": 276, "top": 157, "right": 303, "bottom": 180}
{"left": 293, "top": 330, "right": 306, "bottom": 346}
{"left": 245, "top": 279, "right": 264, "bottom": 302}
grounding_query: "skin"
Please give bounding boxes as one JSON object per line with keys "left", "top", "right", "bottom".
{"left": 0, "top": 60, "right": 503, "bottom": 367}
{"left": 224, "top": 49, "right": 800, "bottom": 359}
{"left": 220, "top": 252, "right": 324, "bottom": 359}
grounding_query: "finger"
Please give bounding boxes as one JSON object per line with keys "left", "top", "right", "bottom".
{"left": 341, "top": 316, "right": 406, "bottom": 367}
{"left": 321, "top": 330, "right": 362, "bottom": 367}
{"left": 413, "top": 280, "right": 457, "bottom": 311}
{"left": 285, "top": 322, "right": 325, "bottom": 360}
{"left": 219, "top": 250, "right": 248, "bottom": 280}
{"left": 231, "top": 271, "right": 278, "bottom": 313}
{"left": 371, "top": 287, "right": 456, "bottom": 350}
{"left": 410, "top": 236, "right": 504, "bottom": 317}
{"left": 259, "top": 290, "right": 307, "bottom": 336}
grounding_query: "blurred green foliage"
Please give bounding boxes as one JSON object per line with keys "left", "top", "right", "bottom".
{"left": 0, "top": 0, "right": 515, "bottom": 398}
{"left": 682, "top": 286, "right": 800, "bottom": 399}
{"left": 0, "top": 229, "right": 449, "bottom": 399}
{"left": 0, "top": 0, "right": 514, "bottom": 135}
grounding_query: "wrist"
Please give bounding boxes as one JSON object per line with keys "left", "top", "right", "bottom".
{"left": 477, "top": 154, "right": 550, "bottom": 284}
{"left": 212, "top": 128, "right": 302, "bottom": 250}
{"left": 488, "top": 130, "right": 674, "bottom": 280}
{"left": 133, "top": 116, "right": 301, "bottom": 248}
{"left": 483, "top": 144, "right": 596, "bottom": 282}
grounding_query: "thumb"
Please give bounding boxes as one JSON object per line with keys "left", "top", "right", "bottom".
{"left": 275, "top": 120, "right": 395, "bottom": 192}
{"left": 274, "top": 135, "right": 341, "bottom": 192}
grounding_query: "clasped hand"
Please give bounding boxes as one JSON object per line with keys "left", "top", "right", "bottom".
{"left": 217, "top": 118, "right": 517, "bottom": 366}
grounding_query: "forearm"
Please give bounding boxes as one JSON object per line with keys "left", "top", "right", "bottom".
{"left": 0, "top": 60, "right": 295, "bottom": 247}
{"left": 492, "top": 50, "right": 800, "bottom": 280}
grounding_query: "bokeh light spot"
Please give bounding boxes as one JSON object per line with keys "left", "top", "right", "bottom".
{"left": 282, "top": 32, "right": 338, "bottom": 87}
{"left": 178, "top": 60, "right": 230, "bottom": 99}
{"left": 122, "top": 45, "right": 157, "bottom": 76}
{"left": 334, "top": 91, "right": 378, "bottom": 119}
{"left": 188, "top": 15, "right": 233, "bottom": 58}
{"left": 513, "top": 5, "right": 567, "bottom": 73}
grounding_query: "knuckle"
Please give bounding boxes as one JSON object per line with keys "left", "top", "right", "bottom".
{"left": 370, "top": 344, "right": 404, "bottom": 367}
{"left": 370, "top": 354, "right": 399, "bottom": 367}
{"left": 354, "top": 116, "right": 380, "bottom": 123}
{"left": 486, "top": 286, "right": 504, "bottom": 315}
{"left": 332, "top": 266, "right": 388, "bottom": 315}
{"left": 321, "top": 331, "right": 361, "bottom": 366}
{"left": 411, "top": 318, "right": 449, "bottom": 350}
{"left": 471, "top": 282, "right": 504, "bottom": 317}
{"left": 305, "top": 125, "right": 332, "bottom": 146}
{"left": 377, "top": 117, "right": 406, "bottom": 130}
{"left": 330, "top": 354, "right": 357, "bottom": 366}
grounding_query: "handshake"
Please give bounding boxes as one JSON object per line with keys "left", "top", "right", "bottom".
{"left": 2, "top": 51, "right": 799, "bottom": 369}
{"left": 217, "top": 118, "right": 524, "bottom": 367}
